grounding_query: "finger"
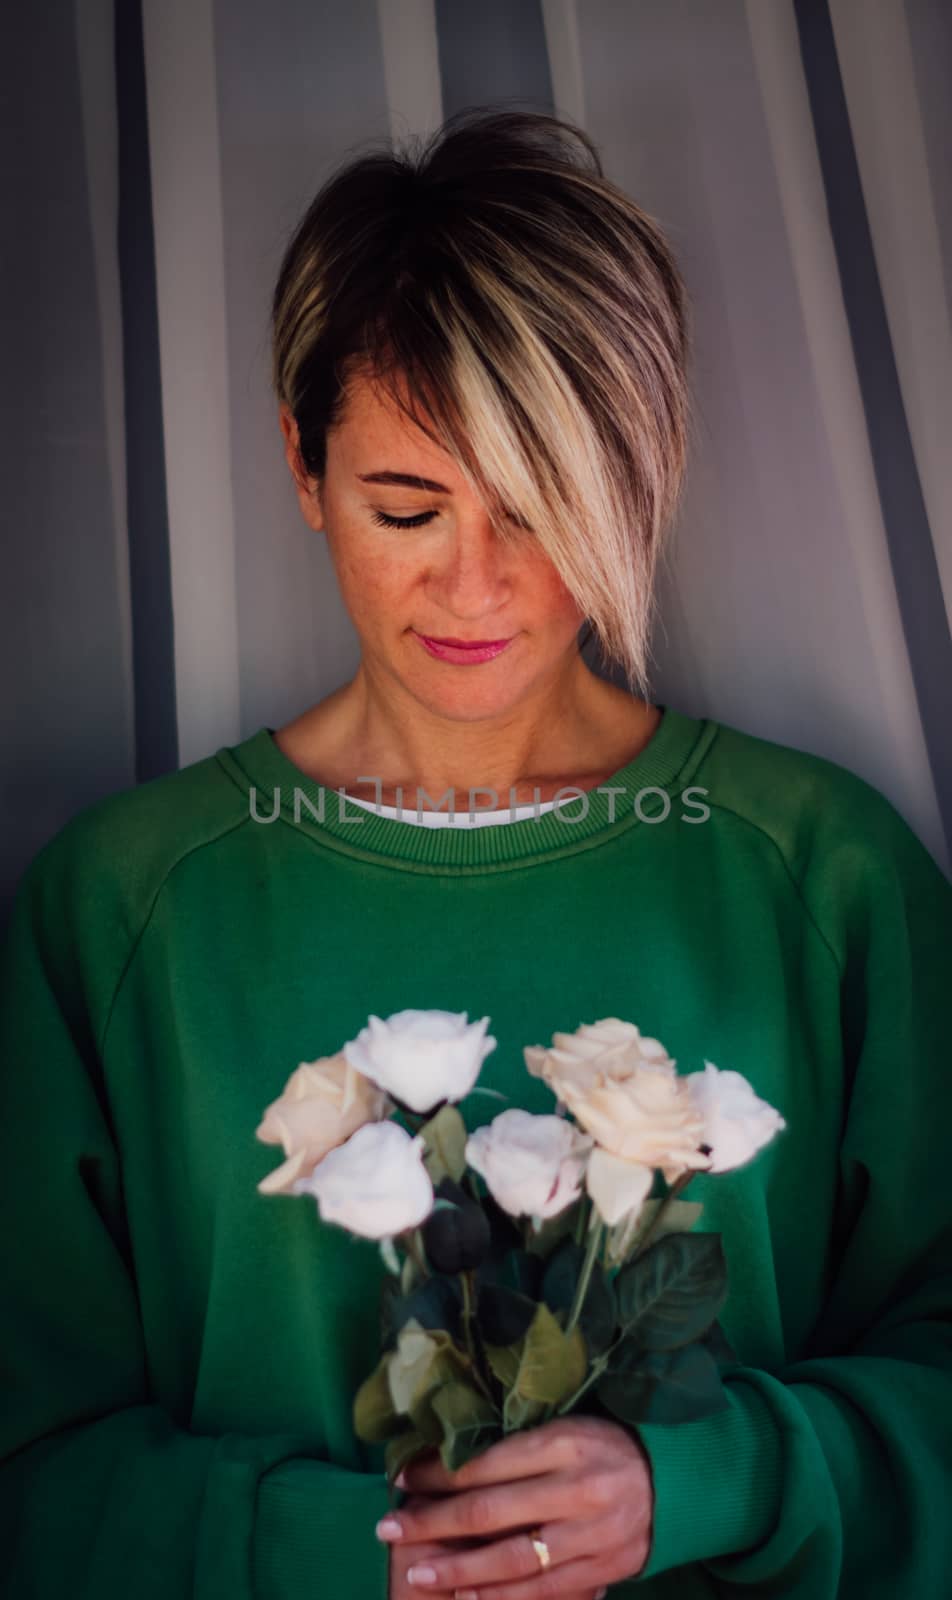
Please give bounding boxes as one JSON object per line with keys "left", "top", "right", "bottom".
{"left": 400, "top": 1420, "right": 583, "bottom": 1495}
{"left": 388, "top": 1495, "right": 476, "bottom": 1545}
{"left": 389, "top": 1534, "right": 486, "bottom": 1600}
{"left": 401, "top": 1508, "right": 625, "bottom": 1593}
{"left": 389, "top": 1545, "right": 441, "bottom": 1600}
{"left": 450, "top": 1550, "right": 627, "bottom": 1599}
{"left": 377, "top": 1471, "right": 580, "bottom": 1544}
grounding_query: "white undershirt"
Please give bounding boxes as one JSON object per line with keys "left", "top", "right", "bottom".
{"left": 341, "top": 794, "right": 565, "bottom": 828}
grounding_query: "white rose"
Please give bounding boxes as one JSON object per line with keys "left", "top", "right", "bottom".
{"left": 524, "top": 1016, "right": 676, "bottom": 1099}
{"left": 342, "top": 1009, "right": 497, "bottom": 1114}
{"left": 685, "top": 1062, "right": 786, "bottom": 1173}
{"left": 566, "top": 1065, "right": 708, "bottom": 1185}
{"left": 256, "top": 1052, "right": 393, "bottom": 1194}
{"left": 524, "top": 1018, "right": 709, "bottom": 1183}
{"left": 465, "top": 1108, "right": 594, "bottom": 1220}
{"left": 585, "top": 1148, "right": 654, "bottom": 1226}
{"left": 293, "top": 1119, "right": 434, "bottom": 1239}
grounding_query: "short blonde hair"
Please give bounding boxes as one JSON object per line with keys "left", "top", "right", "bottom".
{"left": 271, "top": 107, "right": 690, "bottom": 697}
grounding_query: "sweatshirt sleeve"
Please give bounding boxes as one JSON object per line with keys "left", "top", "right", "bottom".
{"left": 630, "top": 787, "right": 952, "bottom": 1596}
{"left": 0, "top": 830, "right": 392, "bottom": 1600}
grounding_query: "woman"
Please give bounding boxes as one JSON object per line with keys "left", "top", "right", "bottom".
{"left": 1, "top": 108, "right": 950, "bottom": 1600}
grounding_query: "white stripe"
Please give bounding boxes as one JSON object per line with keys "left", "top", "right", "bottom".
{"left": 829, "top": 0, "right": 952, "bottom": 638}
{"left": 75, "top": 0, "right": 135, "bottom": 763}
{"left": 747, "top": 0, "right": 945, "bottom": 870}
{"left": 541, "top": 0, "right": 587, "bottom": 126}
{"left": 376, "top": 0, "right": 443, "bottom": 144}
{"left": 142, "top": 0, "right": 242, "bottom": 763}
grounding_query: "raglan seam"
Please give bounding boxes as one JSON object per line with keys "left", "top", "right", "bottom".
{"left": 97, "top": 812, "right": 256, "bottom": 1059}
{"left": 698, "top": 794, "right": 844, "bottom": 979}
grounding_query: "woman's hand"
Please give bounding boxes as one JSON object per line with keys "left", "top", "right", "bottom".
{"left": 376, "top": 1415, "right": 654, "bottom": 1598}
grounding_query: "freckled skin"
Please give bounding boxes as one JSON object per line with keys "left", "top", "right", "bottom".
{"left": 276, "top": 371, "right": 658, "bottom": 804}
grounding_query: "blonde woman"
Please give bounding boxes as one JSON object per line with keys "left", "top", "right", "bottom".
{"left": 2, "top": 109, "right": 950, "bottom": 1600}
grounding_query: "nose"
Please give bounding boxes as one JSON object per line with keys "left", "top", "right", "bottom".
{"left": 426, "top": 511, "right": 514, "bottom": 620}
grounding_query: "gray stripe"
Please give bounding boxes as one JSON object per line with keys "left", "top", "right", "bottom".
{"left": 116, "top": 0, "right": 179, "bottom": 780}
{"left": 796, "top": 0, "right": 952, "bottom": 862}
{"left": 435, "top": 0, "right": 554, "bottom": 115}
{"left": 0, "top": 1, "right": 135, "bottom": 916}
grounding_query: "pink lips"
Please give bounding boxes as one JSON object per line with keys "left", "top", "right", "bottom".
{"left": 415, "top": 633, "right": 514, "bottom": 664}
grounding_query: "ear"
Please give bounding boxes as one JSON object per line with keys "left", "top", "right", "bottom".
{"left": 279, "top": 403, "right": 325, "bottom": 532}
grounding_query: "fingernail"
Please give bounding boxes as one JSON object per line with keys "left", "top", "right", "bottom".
{"left": 407, "top": 1565, "right": 437, "bottom": 1585}
{"left": 375, "top": 1518, "right": 403, "bottom": 1540}
{"left": 595, "top": 1588, "right": 608, "bottom": 1598}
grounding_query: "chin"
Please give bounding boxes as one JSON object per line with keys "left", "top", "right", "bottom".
{"left": 410, "top": 674, "right": 527, "bottom": 721}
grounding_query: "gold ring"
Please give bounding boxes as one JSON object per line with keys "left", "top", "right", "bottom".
{"left": 528, "top": 1527, "right": 551, "bottom": 1570}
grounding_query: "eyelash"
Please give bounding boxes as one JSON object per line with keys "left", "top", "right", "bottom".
{"left": 371, "top": 510, "right": 438, "bottom": 529}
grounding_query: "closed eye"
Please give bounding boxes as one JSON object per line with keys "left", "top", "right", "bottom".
{"left": 371, "top": 509, "right": 438, "bottom": 529}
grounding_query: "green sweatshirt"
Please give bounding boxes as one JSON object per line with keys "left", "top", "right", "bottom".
{"left": 2, "top": 704, "right": 951, "bottom": 1599}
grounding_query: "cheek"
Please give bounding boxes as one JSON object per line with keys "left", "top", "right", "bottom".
{"left": 529, "top": 562, "right": 587, "bottom": 629}
{"left": 333, "top": 544, "right": 416, "bottom": 623}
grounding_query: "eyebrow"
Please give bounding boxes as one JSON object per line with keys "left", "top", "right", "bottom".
{"left": 356, "top": 471, "right": 452, "bottom": 493}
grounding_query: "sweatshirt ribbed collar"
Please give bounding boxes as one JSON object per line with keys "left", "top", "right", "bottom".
{"left": 216, "top": 704, "right": 715, "bottom": 873}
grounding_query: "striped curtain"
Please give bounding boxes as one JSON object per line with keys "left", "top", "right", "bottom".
{"left": 2, "top": 0, "right": 949, "bottom": 917}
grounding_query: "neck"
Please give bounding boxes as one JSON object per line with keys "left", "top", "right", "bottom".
{"left": 278, "top": 652, "right": 659, "bottom": 808}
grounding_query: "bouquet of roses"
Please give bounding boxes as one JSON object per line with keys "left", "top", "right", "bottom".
{"left": 255, "top": 1011, "right": 785, "bottom": 1503}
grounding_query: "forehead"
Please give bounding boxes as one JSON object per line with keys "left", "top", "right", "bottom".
{"left": 334, "top": 370, "right": 459, "bottom": 478}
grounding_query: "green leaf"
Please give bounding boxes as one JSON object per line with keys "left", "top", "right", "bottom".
{"left": 380, "top": 1273, "right": 403, "bottom": 1351}
{"left": 597, "top": 1342, "right": 728, "bottom": 1425}
{"left": 614, "top": 1233, "right": 728, "bottom": 1351}
{"left": 482, "top": 1339, "right": 547, "bottom": 1431}
{"left": 387, "top": 1275, "right": 464, "bottom": 1346}
{"left": 419, "top": 1105, "right": 468, "bottom": 1185}
{"left": 503, "top": 1387, "right": 548, "bottom": 1431}
{"left": 518, "top": 1305, "right": 585, "bottom": 1408}
{"left": 422, "top": 1178, "right": 492, "bottom": 1274}
{"left": 541, "top": 1239, "right": 616, "bottom": 1357}
{"left": 387, "top": 1319, "right": 472, "bottom": 1424}
{"left": 524, "top": 1196, "right": 584, "bottom": 1259}
{"left": 482, "top": 1337, "right": 523, "bottom": 1391}
{"left": 388, "top": 1323, "right": 440, "bottom": 1416}
{"left": 477, "top": 1193, "right": 525, "bottom": 1266}
{"left": 654, "top": 1199, "right": 704, "bottom": 1236}
{"left": 384, "top": 1429, "right": 433, "bottom": 1488}
{"left": 430, "top": 1382, "right": 502, "bottom": 1470}
{"left": 515, "top": 1301, "right": 587, "bottom": 1405}
{"left": 407, "top": 1389, "right": 448, "bottom": 1444}
{"left": 606, "top": 1200, "right": 704, "bottom": 1267}
{"left": 483, "top": 1304, "right": 587, "bottom": 1431}
{"left": 539, "top": 1238, "right": 580, "bottom": 1314}
{"left": 700, "top": 1317, "right": 739, "bottom": 1370}
{"left": 477, "top": 1282, "right": 538, "bottom": 1345}
{"left": 497, "top": 1247, "right": 544, "bottom": 1298}
{"left": 353, "top": 1355, "right": 406, "bottom": 1442}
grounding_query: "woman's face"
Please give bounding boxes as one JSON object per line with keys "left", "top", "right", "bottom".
{"left": 280, "top": 371, "right": 587, "bottom": 722}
